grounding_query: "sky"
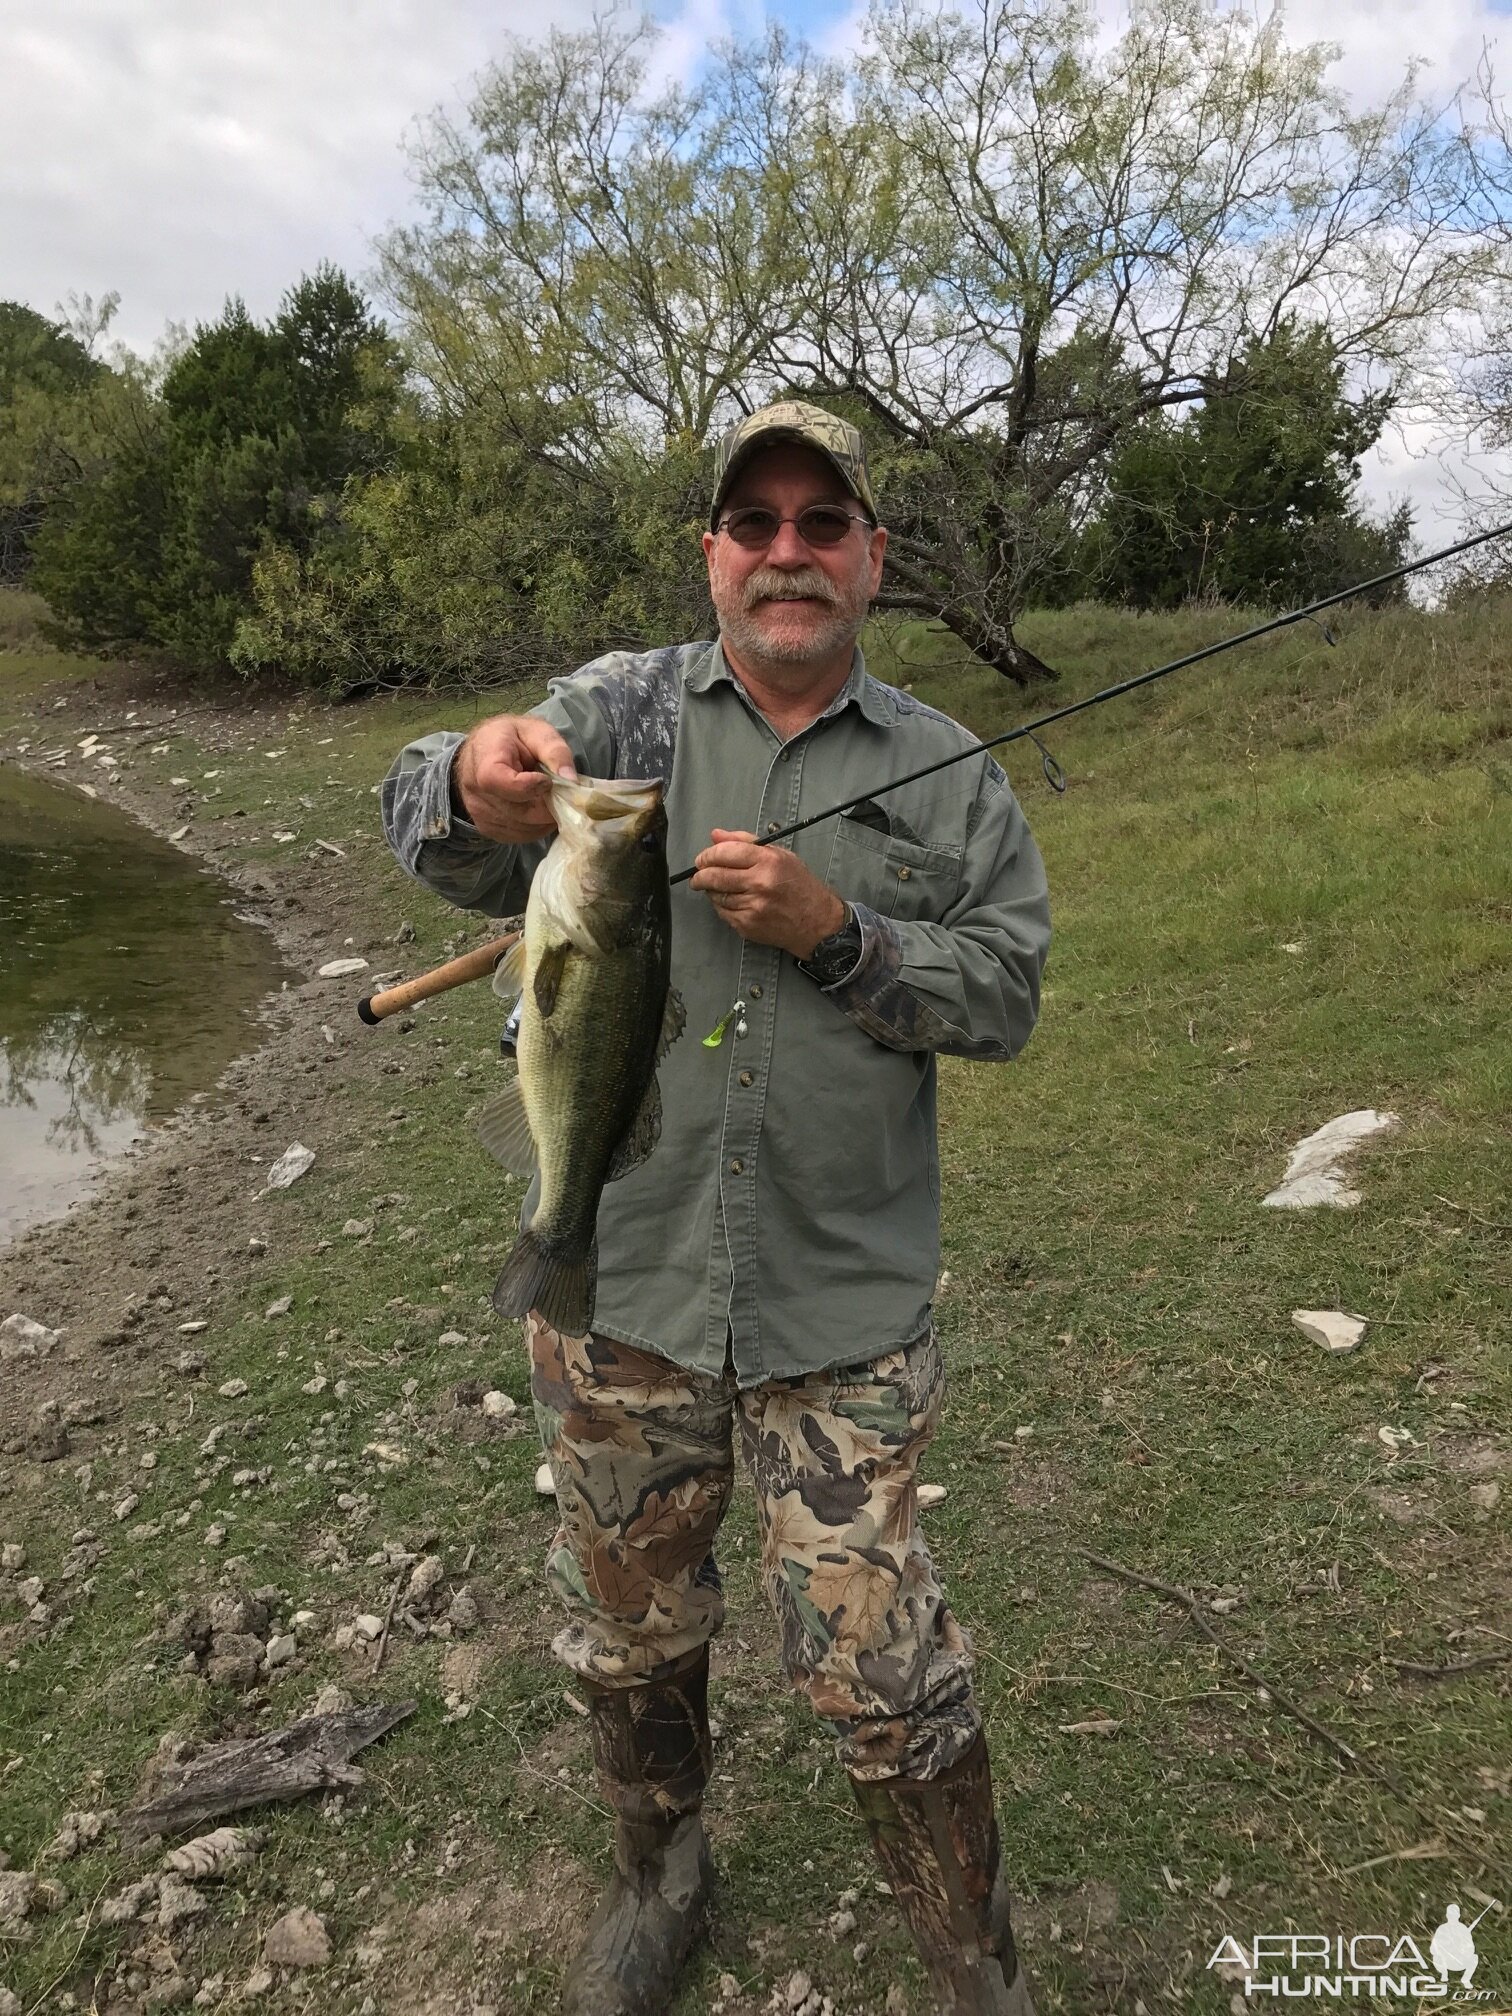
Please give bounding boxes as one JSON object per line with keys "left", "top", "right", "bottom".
{"left": 5, "top": 0, "right": 1512, "bottom": 545}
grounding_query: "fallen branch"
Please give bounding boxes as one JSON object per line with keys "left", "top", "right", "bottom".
{"left": 1075, "top": 1549, "right": 1403, "bottom": 1792}
{"left": 120, "top": 1701, "right": 415, "bottom": 1846}
{"left": 372, "top": 1570, "right": 406, "bottom": 1676}
{"left": 1388, "top": 1651, "right": 1512, "bottom": 1679}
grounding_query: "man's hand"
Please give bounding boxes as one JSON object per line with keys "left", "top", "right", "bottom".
{"left": 691, "top": 829, "right": 846, "bottom": 958}
{"left": 452, "top": 715, "right": 577, "bottom": 844}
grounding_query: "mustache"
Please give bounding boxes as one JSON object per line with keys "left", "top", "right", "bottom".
{"left": 741, "top": 566, "right": 841, "bottom": 611}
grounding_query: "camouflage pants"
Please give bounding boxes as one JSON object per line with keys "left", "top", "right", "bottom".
{"left": 526, "top": 1316, "right": 979, "bottom": 1781}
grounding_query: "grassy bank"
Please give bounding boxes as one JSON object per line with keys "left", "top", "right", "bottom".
{"left": 0, "top": 593, "right": 1507, "bottom": 2014}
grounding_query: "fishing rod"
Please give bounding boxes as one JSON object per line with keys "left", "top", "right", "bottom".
{"left": 358, "top": 514, "right": 1512, "bottom": 1024}
{"left": 667, "top": 514, "right": 1512, "bottom": 884}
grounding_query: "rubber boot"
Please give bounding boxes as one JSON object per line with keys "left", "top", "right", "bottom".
{"left": 850, "top": 1730, "right": 1036, "bottom": 2016}
{"left": 561, "top": 1646, "right": 715, "bottom": 2016}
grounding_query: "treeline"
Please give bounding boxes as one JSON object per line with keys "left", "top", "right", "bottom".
{"left": 11, "top": 0, "right": 1504, "bottom": 694}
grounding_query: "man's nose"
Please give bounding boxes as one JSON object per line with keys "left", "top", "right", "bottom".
{"left": 765, "top": 517, "right": 812, "bottom": 566}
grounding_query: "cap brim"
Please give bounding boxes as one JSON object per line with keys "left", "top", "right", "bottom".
{"left": 710, "top": 428, "right": 869, "bottom": 527}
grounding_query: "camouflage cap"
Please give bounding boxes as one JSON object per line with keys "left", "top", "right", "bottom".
{"left": 709, "top": 400, "right": 877, "bottom": 528}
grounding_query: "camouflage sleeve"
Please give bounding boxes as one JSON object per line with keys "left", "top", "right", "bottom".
{"left": 379, "top": 679, "right": 618, "bottom": 917}
{"left": 820, "top": 763, "right": 1050, "bottom": 1059}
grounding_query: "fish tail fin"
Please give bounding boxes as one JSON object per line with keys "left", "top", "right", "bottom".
{"left": 492, "top": 1228, "right": 597, "bottom": 1335}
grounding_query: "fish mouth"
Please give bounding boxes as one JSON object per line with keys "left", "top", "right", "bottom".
{"left": 546, "top": 770, "right": 664, "bottom": 835}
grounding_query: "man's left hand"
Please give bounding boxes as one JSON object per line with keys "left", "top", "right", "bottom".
{"left": 691, "top": 829, "right": 845, "bottom": 958}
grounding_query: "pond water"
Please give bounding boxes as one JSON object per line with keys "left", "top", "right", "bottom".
{"left": 0, "top": 765, "right": 289, "bottom": 1244}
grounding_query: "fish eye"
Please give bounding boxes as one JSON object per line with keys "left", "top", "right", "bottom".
{"left": 638, "top": 831, "right": 659, "bottom": 851}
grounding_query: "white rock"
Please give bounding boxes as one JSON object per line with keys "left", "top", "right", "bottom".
{"left": 1378, "top": 1424, "right": 1415, "bottom": 1450}
{"left": 1470, "top": 1481, "right": 1501, "bottom": 1513}
{"left": 1, "top": 1313, "right": 61, "bottom": 1359}
{"left": 158, "top": 1874, "right": 208, "bottom": 1927}
{"left": 437, "top": 1330, "right": 467, "bottom": 1348}
{"left": 535, "top": 1462, "right": 557, "bottom": 1497}
{"left": 264, "top": 1633, "right": 297, "bottom": 1668}
{"left": 1291, "top": 1309, "right": 1368, "bottom": 1355}
{"left": 916, "top": 1483, "right": 948, "bottom": 1508}
{"left": 290, "top": 1609, "right": 317, "bottom": 1632}
{"left": 263, "top": 1144, "right": 315, "bottom": 1191}
{"left": 219, "top": 1378, "right": 250, "bottom": 1399}
{"left": 481, "top": 1390, "right": 517, "bottom": 1420}
{"left": 177, "top": 1320, "right": 209, "bottom": 1334}
{"left": 318, "top": 957, "right": 369, "bottom": 979}
{"left": 404, "top": 1556, "right": 445, "bottom": 1607}
{"left": 205, "top": 1523, "right": 227, "bottom": 1547}
{"left": 353, "top": 1613, "right": 383, "bottom": 1641}
{"left": 341, "top": 1219, "right": 373, "bottom": 1239}
{"left": 301, "top": 1375, "right": 328, "bottom": 1396}
{"left": 169, "top": 825, "right": 190, "bottom": 841}
{"left": 1261, "top": 1109, "right": 1400, "bottom": 1210}
{"left": 1, "top": 1543, "right": 24, "bottom": 1571}
{"left": 264, "top": 1904, "right": 331, "bottom": 1968}
{"left": 113, "top": 1493, "right": 140, "bottom": 1521}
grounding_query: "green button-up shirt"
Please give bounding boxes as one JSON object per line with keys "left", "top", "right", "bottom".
{"left": 381, "top": 641, "right": 1050, "bottom": 1385}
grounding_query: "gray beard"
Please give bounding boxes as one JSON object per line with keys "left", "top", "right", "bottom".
{"left": 716, "top": 563, "right": 870, "bottom": 667}
{"left": 718, "top": 597, "right": 866, "bottom": 666}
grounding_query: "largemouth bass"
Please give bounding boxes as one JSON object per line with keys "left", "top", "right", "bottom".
{"left": 478, "top": 771, "right": 683, "bottom": 1334}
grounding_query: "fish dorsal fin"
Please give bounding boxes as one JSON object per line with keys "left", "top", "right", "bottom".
{"left": 476, "top": 1073, "right": 539, "bottom": 1177}
{"left": 607, "top": 1073, "right": 662, "bottom": 1182}
{"left": 533, "top": 942, "right": 570, "bottom": 1018}
{"left": 656, "top": 985, "right": 687, "bottom": 1065}
{"left": 491, "top": 937, "right": 528, "bottom": 1006}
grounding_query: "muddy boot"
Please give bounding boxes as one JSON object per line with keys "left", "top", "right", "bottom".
{"left": 561, "top": 1646, "right": 715, "bottom": 2016}
{"left": 850, "top": 1730, "right": 1036, "bottom": 2016}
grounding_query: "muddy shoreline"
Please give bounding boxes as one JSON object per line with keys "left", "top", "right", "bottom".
{"left": 0, "top": 665, "right": 430, "bottom": 1446}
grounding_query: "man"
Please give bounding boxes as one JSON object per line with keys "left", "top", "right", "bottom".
{"left": 382, "top": 402, "right": 1051, "bottom": 2016}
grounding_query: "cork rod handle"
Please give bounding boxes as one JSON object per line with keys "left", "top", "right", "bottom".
{"left": 357, "top": 933, "right": 519, "bottom": 1025}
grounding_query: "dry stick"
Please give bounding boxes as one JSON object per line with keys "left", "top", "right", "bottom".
{"left": 371, "top": 1570, "right": 406, "bottom": 1676}
{"left": 1076, "top": 1548, "right": 1404, "bottom": 1793}
{"left": 1389, "top": 1651, "right": 1512, "bottom": 1679}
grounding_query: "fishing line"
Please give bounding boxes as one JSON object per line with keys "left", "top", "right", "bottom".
{"left": 668, "top": 517, "right": 1512, "bottom": 886}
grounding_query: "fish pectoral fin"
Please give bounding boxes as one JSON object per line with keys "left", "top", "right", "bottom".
{"left": 476, "top": 1074, "right": 539, "bottom": 1177}
{"left": 533, "top": 942, "right": 570, "bottom": 1018}
{"left": 655, "top": 984, "right": 687, "bottom": 1065}
{"left": 491, "top": 937, "right": 529, "bottom": 1006}
{"left": 606, "top": 1073, "right": 662, "bottom": 1181}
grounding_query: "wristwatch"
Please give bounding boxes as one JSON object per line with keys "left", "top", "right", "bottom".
{"left": 797, "top": 902, "right": 864, "bottom": 987}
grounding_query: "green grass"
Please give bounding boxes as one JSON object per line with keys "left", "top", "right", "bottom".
{"left": 0, "top": 594, "right": 1507, "bottom": 2012}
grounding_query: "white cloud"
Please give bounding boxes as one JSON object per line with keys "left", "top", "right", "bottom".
{"left": 6, "top": 0, "right": 1509, "bottom": 545}
{"left": 2, "top": 0, "right": 602, "bottom": 353}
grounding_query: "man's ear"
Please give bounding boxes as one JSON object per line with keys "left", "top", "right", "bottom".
{"left": 867, "top": 524, "right": 888, "bottom": 593}
{"left": 701, "top": 528, "right": 719, "bottom": 583}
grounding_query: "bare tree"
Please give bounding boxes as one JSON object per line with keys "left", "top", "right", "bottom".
{"left": 384, "top": 1, "right": 1487, "bottom": 682}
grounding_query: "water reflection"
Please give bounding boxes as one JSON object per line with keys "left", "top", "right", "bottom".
{"left": 0, "top": 765, "right": 289, "bottom": 1241}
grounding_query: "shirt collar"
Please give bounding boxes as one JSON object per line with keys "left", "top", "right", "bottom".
{"left": 686, "top": 638, "right": 897, "bottom": 727}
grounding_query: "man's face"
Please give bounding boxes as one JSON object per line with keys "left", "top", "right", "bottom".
{"left": 702, "top": 442, "right": 887, "bottom": 669}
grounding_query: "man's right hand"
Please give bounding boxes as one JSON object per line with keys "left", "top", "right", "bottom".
{"left": 451, "top": 715, "right": 578, "bottom": 844}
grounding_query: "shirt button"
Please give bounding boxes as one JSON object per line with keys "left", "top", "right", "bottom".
{"left": 897, "top": 865, "right": 911, "bottom": 881}
{"left": 766, "top": 821, "right": 781, "bottom": 834}
{"left": 779, "top": 749, "right": 791, "bottom": 762}
{"left": 738, "top": 1070, "right": 753, "bottom": 1088}
{"left": 730, "top": 1158, "right": 744, "bottom": 1175}
{"left": 750, "top": 983, "right": 763, "bottom": 999}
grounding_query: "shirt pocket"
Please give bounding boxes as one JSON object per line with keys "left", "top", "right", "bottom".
{"left": 824, "top": 814, "right": 962, "bottom": 921}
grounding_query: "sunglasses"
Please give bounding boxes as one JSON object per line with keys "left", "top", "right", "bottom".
{"left": 717, "top": 504, "right": 874, "bottom": 549}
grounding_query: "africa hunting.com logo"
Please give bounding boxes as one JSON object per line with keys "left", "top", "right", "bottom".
{"left": 1207, "top": 1900, "right": 1502, "bottom": 2002}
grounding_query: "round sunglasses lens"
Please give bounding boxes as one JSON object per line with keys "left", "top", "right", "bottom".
{"left": 726, "top": 511, "right": 778, "bottom": 547}
{"left": 797, "top": 509, "right": 853, "bottom": 545}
